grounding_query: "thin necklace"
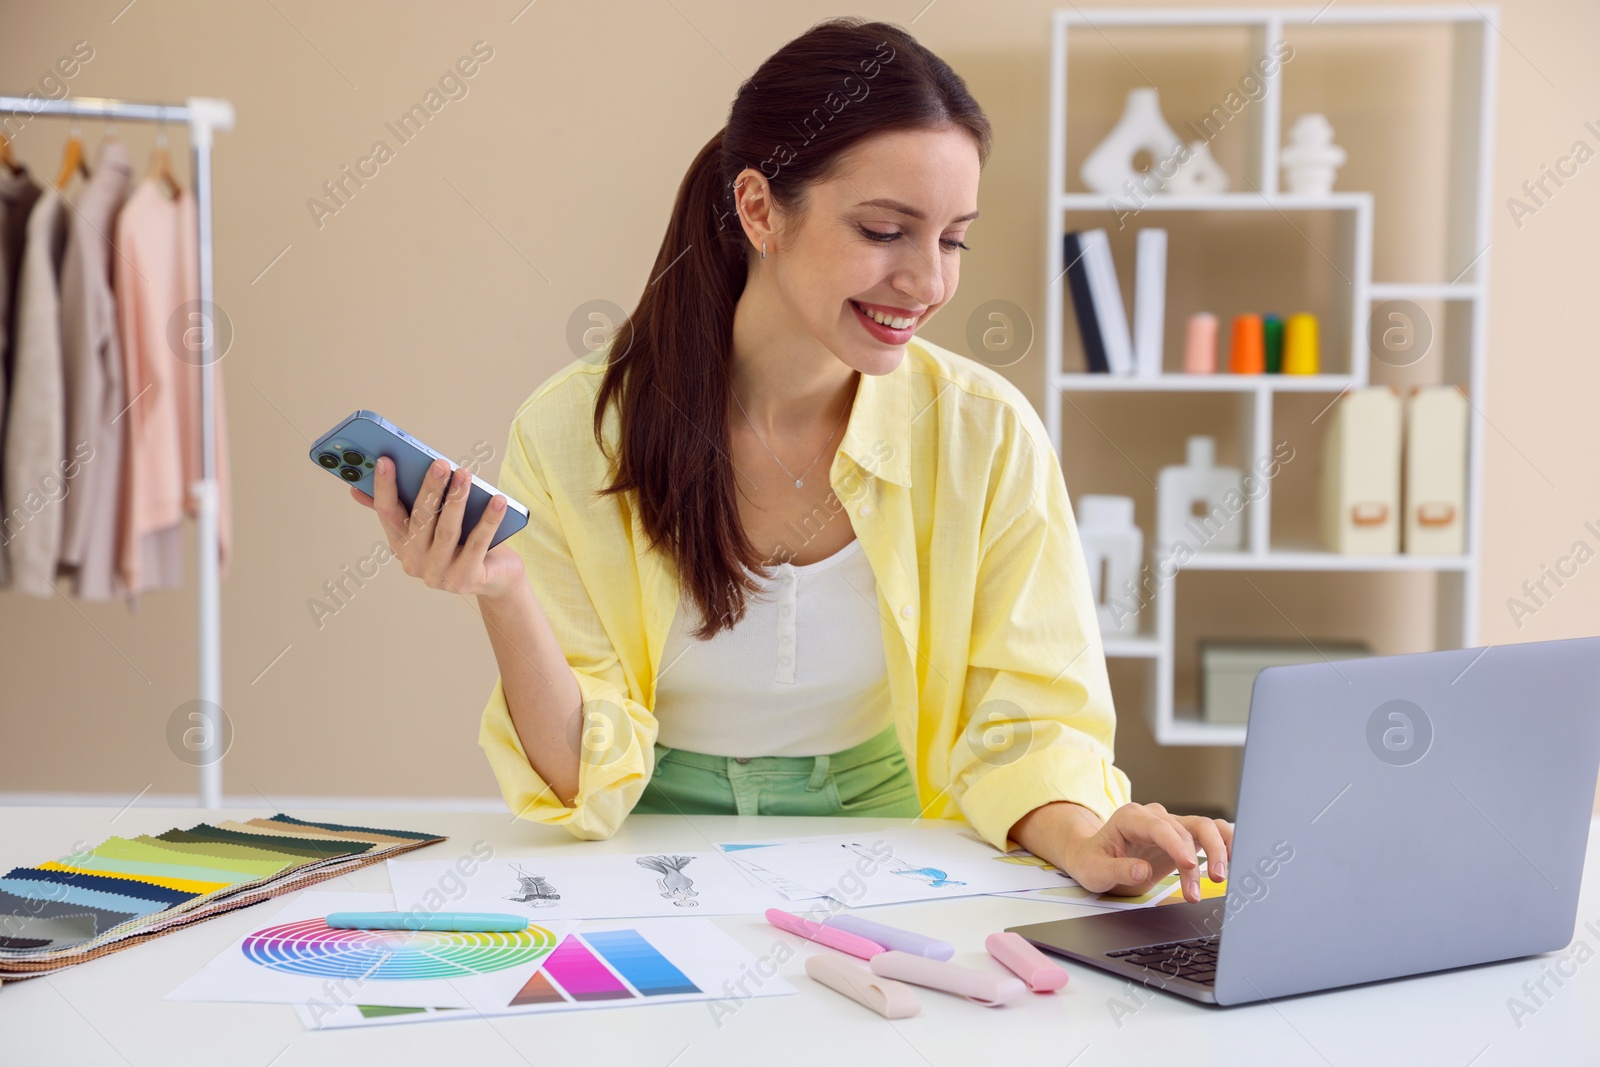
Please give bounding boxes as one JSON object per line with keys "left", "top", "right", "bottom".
{"left": 732, "top": 381, "right": 852, "bottom": 488}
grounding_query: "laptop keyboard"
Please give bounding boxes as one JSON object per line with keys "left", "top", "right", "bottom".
{"left": 1104, "top": 934, "right": 1220, "bottom": 985}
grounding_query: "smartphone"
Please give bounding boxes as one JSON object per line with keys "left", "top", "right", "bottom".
{"left": 309, "top": 410, "right": 530, "bottom": 550}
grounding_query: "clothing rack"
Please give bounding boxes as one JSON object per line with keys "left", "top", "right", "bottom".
{"left": 0, "top": 94, "right": 235, "bottom": 808}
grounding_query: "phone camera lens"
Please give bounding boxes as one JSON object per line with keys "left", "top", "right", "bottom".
{"left": 342, "top": 449, "right": 365, "bottom": 466}
{"left": 339, "top": 466, "right": 363, "bottom": 483}
{"left": 318, "top": 451, "right": 340, "bottom": 469}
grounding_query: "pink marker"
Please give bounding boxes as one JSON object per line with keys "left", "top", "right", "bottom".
{"left": 986, "top": 932, "right": 1070, "bottom": 992}
{"left": 869, "top": 949, "right": 1026, "bottom": 1007}
{"left": 766, "top": 908, "right": 884, "bottom": 960}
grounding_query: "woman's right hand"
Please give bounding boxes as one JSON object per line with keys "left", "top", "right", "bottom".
{"left": 350, "top": 456, "right": 527, "bottom": 601}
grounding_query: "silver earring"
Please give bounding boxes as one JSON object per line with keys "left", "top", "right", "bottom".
{"left": 761, "top": 241, "right": 766, "bottom": 260}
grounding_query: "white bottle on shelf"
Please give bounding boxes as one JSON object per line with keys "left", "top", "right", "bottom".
{"left": 1077, "top": 495, "right": 1144, "bottom": 636}
{"left": 1157, "top": 436, "right": 1245, "bottom": 560}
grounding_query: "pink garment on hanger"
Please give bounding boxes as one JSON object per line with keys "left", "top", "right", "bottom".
{"left": 112, "top": 178, "right": 232, "bottom": 597}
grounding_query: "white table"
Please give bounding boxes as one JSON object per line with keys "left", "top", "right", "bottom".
{"left": 3, "top": 808, "right": 1597, "bottom": 1065}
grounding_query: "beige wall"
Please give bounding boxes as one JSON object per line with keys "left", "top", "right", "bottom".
{"left": 2, "top": 1, "right": 1596, "bottom": 815}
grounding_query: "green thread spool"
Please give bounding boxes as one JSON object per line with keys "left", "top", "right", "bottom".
{"left": 1263, "top": 314, "right": 1284, "bottom": 374}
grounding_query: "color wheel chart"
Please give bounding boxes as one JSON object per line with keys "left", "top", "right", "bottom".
{"left": 510, "top": 930, "right": 701, "bottom": 1004}
{"left": 241, "top": 918, "right": 560, "bottom": 980}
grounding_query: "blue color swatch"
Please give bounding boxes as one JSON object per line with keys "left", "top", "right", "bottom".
{"left": 581, "top": 929, "right": 701, "bottom": 996}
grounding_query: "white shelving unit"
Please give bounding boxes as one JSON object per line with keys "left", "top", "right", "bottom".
{"left": 1045, "top": 6, "right": 1497, "bottom": 745}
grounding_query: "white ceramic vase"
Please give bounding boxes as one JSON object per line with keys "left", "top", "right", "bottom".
{"left": 1080, "top": 87, "right": 1185, "bottom": 196}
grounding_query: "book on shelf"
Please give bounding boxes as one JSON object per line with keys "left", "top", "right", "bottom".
{"left": 1062, "top": 231, "right": 1106, "bottom": 373}
{"left": 1062, "top": 228, "right": 1133, "bottom": 375}
{"left": 1133, "top": 228, "right": 1167, "bottom": 378}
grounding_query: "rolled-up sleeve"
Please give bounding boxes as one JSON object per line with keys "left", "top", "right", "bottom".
{"left": 946, "top": 412, "right": 1134, "bottom": 853}
{"left": 478, "top": 400, "right": 658, "bottom": 841}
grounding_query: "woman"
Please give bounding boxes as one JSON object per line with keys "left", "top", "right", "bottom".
{"left": 353, "top": 17, "right": 1232, "bottom": 904}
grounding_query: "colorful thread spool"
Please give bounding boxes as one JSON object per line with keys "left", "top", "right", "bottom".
{"left": 1228, "top": 314, "right": 1265, "bottom": 374}
{"left": 1283, "top": 312, "right": 1320, "bottom": 374}
{"left": 1183, "top": 312, "right": 1218, "bottom": 374}
{"left": 1263, "top": 313, "right": 1284, "bottom": 373}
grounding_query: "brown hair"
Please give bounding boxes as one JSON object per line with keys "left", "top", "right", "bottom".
{"left": 592, "top": 16, "right": 991, "bottom": 640}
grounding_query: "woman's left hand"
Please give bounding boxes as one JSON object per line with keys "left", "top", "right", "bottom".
{"left": 1015, "top": 801, "right": 1234, "bottom": 904}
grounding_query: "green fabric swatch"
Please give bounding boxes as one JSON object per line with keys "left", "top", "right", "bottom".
{"left": 159, "top": 826, "right": 374, "bottom": 859}
{"left": 129, "top": 836, "right": 310, "bottom": 867}
{"left": 62, "top": 853, "right": 264, "bottom": 886}
{"left": 89, "top": 837, "right": 295, "bottom": 879}
{"left": 269, "top": 814, "right": 441, "bottom": 842}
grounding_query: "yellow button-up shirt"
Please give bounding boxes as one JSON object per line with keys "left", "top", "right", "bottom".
{"left": 479, "top": 335, "right": 1134, "bottom": 853}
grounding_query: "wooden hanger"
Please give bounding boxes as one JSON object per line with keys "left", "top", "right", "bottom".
{"left": 0, "top": 133, "right": 20, "bottom": 176}
{"left": 53, "top": 122, "right": 88, "bottom": 190}
{"left": 148, "top": 120, "right": 180, "bottom": 198}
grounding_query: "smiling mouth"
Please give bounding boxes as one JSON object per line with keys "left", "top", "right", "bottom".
{"left": 850, "top": 300, "right": 922, "bottom": 330}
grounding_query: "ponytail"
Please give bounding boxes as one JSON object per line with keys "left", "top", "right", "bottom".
{"left": 593, "top": 126, "right": 758, "bottom": 640}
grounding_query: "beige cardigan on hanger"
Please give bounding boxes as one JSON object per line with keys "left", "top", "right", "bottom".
{"left": 0, "top": 163, "right": 44, "bottom": 588}
{"left": 58, "top": 136, "right": 133, "bottom": 600}
{"left": 6, "top": 182, "right": 71, "bottom": 598}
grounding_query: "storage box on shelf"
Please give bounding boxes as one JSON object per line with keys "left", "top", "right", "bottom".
{"left": 1046, "top": 6, "right": 1495, "bottom": 745}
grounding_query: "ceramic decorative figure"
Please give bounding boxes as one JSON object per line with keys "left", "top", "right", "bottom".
{"left": 1280, "top": 113, "right": 1347, "bottom": 195}
{"left": 1080, "top": 87, "right": 1185, "bottom": 196}
{"left": 1077, "top": 495, "right": 1144, "bottom": 635}
{"left": 1162, "top": 138, "right": 1229, "bottom": 194}
{"left": 1157, "top": 436, "right": 1245, "bottom": 558}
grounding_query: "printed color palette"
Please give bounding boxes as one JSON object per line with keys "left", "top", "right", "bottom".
{"left": 242, "top": 918, "right": 559, "bottom": 980}
{"left": 510, "top": 930, "right": 701, "bottom": 1005}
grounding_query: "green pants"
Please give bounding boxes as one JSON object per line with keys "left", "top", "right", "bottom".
{"left": 633, "top": 723, "right": 922, "bottom": 818}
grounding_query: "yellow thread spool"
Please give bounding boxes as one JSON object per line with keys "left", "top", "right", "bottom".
{"left": 1283, "top": 312, "right": 1320, "bottom": 374}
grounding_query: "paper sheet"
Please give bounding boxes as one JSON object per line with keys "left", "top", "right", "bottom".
{"left": 387, "top": 851, "right": 787, "bottom": 920}
{"left": 714, "top": 825, "right": 1076, "bottom": 907}
{"left": 165, "top": 891, "right": 573, "bottom": 1011}
{"left": 993, "top": 875, "right": 1183, "bottom": 909}
{"left": 995, "top": 864, "right": 1228, "bottom": 909}
{"left": 294, "top": 917, "right": 794, "bottom": 1029}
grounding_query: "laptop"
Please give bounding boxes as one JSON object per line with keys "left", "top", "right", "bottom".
{"left": 1006, "top": 635, "right": 1600, "bottom": 1006}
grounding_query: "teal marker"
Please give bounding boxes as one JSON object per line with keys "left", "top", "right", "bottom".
{"left": 326, "top": 911, "right": 530, "bottom": 932}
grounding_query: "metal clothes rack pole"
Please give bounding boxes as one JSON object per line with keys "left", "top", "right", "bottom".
{"left": 0, "top": 94, "right": 235, "bottom": 809}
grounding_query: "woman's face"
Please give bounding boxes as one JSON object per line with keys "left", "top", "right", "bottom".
{"left": 751, "top": 126, "right": 981, "bottom": 374}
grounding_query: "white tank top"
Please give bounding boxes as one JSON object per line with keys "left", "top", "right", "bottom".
{"left": 651, "top": 537, "right": 893, "bottom": 757}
